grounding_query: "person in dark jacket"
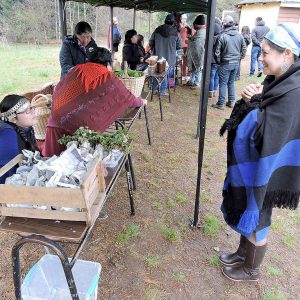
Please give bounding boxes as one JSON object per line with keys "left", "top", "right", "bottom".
{"left": 212, "top": 16, "right": 246, "bottom": 109}
{"left": 235, "top": 25, "right": 251, "bottom": 81}
{"left": 0, "top": 95, "right": 38, "bottom": 183}
{"left": 250, "top": 17, "right": 269, "bottom": 77}
{"left": 219, "top": 23, "right": 300, "bottom": 282}
{"left": 122, "top": 29, "right": 142, "bottom": 70}
{"left": 137, "top": 34, "right": 151, "bottom": 61}
{"left": 208, "top": 17, "right": 222, "bottom": 97}
{"left": 149, "top": 14, "right": 182, "bottom": 95}
{"left": 149, "top": 14, "right": 182, "bottom": 68}
{"left": 59, "top": 21, "right": 97, "bottom": 79}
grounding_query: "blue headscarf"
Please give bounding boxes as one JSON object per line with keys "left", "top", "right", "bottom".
{"left": 265, "top": 23, "right": 300, "bottom": 56}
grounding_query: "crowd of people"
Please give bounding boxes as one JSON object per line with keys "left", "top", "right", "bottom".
{"left": 0, "top": 12, "right": 300, "bottom": 284}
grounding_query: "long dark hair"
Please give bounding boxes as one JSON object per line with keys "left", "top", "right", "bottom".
{"left": 0, "top": 94, "right": 36, "bottom": 151}
{"left": 241, "top": 26, "right": 250, "bottom": 35}
{"left": 0, "top": 94, "right": 24, "bottom": 113}
{"left": 124, "top": 29, "right": 137, "bottom": 44}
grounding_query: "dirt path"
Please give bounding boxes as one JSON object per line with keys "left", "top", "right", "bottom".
{"left": 0, "top": 59, "right": 299, "bottom": 299}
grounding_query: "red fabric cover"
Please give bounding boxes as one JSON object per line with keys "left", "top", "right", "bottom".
{"left": 44, "top": 62, "right": 143, "bottom": 157}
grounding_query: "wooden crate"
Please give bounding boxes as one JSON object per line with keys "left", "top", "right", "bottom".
{"left": 0, "top": 154, "right": 106, "bottom": 226}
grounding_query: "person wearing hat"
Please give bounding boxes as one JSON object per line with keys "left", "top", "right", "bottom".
{"left": 250, "top": 17, "right": 269, "bottom": 77}
{"left": 218, "top": 23, "right": 300, "bottom": 282}
{"left": 59, "top": 21, "right": 98, "bottom": 79}
{"left": 149, "top": 14, "right": 182, "bottom": 96}
{"left": 212, "top": 15, "right": 246, "bottom": 109}
{"left": 178, "top": 13, "right": 194, "bottom": 81}
{"left": 185, "top": 15, "right": 206, "bottom": 89}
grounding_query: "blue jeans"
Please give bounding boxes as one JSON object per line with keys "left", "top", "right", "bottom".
{"left": 218, "top": 63, "right": 239, "bottom": 106}
{"left": 209, "top": 64, "right": 219, "bottom": 91}
{"left": 250, "top": 46, "right": 263, "bottom": 75}
{"left": 189, "top": 70, "right": 202, "bottom": 86}
{"left": 152, "top": 67, "right": 173, "bottom": 94}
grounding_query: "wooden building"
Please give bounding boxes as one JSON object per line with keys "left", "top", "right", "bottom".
{"left": 237, "top": 0, "right": 300, "bottom": 32}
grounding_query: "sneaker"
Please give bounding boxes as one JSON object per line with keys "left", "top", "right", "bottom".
{"left": 190, "top": 83, "right": 200, "bottom": 89}
{"left": 185, "top": 81, "right": 193, "bottom": 86}
{"left": 257, "top": 72, "right": 263, "bottom": 77}
{"left": 213, "top": 91, "right": 218, "bottom": 97}
{"left": 208, "top": 91, "right": 214, "bottom": 98}
{"left": 211, "top": 103, "right": 225, "bottom": 110}
{"left": 226, "top": 102, "right": 234, "bottom": 108}
{"left": 161, "top": 92, "right": 169, "bottom": 97}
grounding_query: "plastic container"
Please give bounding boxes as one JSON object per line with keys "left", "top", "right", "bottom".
{"left": 21, "top": 254, "right": 101, "bottom": 300}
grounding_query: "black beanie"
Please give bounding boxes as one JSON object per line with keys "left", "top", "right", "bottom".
{"left": 193, "top": 15, "right": 205, "bottom": 26}
{"left": 165, "top": 14, "right": 175, "bottom": 25}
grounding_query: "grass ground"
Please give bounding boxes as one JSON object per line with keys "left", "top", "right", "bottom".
{"left": 0, "top": 46, "right": 299, "bottom": 299}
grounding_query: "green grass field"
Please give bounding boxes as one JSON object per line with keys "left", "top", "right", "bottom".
{"left": 0, "top": 45, "right": 61, "bottom": 99}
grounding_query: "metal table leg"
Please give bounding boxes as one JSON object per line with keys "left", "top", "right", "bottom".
{"left": 125, "top": 156, "right": 135, "bottom": 215}
{"left": 127, "top": 152, "right": 136, "bottom": 191}
{"left": 144, "top": 106, "right": 152, "bottom": 145}
{"left": 12, "top": 235, "right": 79, "bottom": 300}
{"left": 158, "top": 90, "right": 163, "bottom": 121}
{"left": 167, "top": 73, "right": 171, "bottom": 103}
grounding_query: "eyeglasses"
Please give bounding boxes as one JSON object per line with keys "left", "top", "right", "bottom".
{"left": 17, "top": 107, "right": 36, "bottom": 115}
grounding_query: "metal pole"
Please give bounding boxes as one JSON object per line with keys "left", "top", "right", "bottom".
{"left": 192, "top": 0, "right": 217, "bottom": 227}
{"left": 59, "top": 0, "right": 67, "bottom": 40}
{"left": 133, "top": 8, "right": 136, "bottom": 29}
{"left": 148, "top": 11, "right": 151, "bottom": 39}
{"left": 110, "top": 6, "right": 114, "bottom": 53}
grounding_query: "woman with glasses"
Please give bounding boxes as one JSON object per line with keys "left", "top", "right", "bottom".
{"left": 0, "top": 95, "right": 38, "bottom": 183}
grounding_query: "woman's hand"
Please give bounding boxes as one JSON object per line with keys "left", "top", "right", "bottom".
{"left": 142, "top": 99, "right": 147, "bottom": 105}
{"left": 241, "top": 83, "right": 263, "bottom": 102}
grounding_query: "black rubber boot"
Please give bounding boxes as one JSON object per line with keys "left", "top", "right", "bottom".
{"left": 222, "top": 240, "right": 267, "bottom": 282}
{"left": 219, "top": 235, "right": 247, "bottom": 266}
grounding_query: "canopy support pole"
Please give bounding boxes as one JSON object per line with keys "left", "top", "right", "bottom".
{"left": 59, "top": 0, "right": 67, "bottom": 40}
{"left": 192, "top": 0, "right": 217, "bottom": 227}
{"left": 110, "top": 6, "right": 114, "bottom": 53}
{"left": 133, "top": 8, "right": 136, "bottom": 29}
{"left": 148, "top": 11, "right": 151, "bottom": 39}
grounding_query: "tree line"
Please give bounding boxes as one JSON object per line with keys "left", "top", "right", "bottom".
{"left": 0, "top": 0, "right": 239, "bottom": 44}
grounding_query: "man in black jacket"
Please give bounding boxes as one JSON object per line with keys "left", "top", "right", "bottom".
{"left": 59, "top": 21, "right": 97, "bottom": 79}
{"left": 212, "top": 16, "right": 246, "bottom": 109}
{"left": 250, "top": 17, "right": 269, "bottom": 77}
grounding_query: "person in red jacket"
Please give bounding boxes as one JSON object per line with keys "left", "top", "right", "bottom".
{"left": 179, "top": 14, "right": 193, "bottom": 81}
{"left": 44, "top": 47, "right": 146, "bottom": 157}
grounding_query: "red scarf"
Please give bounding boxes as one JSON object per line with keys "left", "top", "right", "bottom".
{"left": 74, "top": 63, "right": 112, "bottom": 93}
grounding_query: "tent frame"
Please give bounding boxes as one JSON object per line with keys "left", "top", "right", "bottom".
{"left": 57, "top": 0, "right": 217, "bottom": 227}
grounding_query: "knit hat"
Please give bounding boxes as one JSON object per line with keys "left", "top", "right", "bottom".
{"left": 265, "top": 23, "right": 300, "bottom": 56}
{"left": 223, "top": 15, "right": 234, "bottom": 26}
{"left": 165, "top": 14, "right": 175, "bottom": 25}
{"left": 194, "top": 15, "right": 205, "bottom": 26}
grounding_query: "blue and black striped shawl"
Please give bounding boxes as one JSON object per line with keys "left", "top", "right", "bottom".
{"left": 221, "top": 60, "right": 300, "bottom": 237}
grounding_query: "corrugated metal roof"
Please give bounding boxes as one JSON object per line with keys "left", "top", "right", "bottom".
{"left": 237, "top": 0, "right": 281, "bottom": 6}
{"left": 69, "top": 0, "right": 208, "bottom": 13}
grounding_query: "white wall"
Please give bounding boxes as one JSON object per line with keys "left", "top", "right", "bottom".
{"left": 239, "top": 3, "right": 280, "bottom": 32}
{"left": 238, "top": 3, "right": 280, "bottom": 54}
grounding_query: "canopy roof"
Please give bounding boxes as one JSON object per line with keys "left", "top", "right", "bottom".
{"left": 69, "top": 0, "right": 208, "bottom": 13}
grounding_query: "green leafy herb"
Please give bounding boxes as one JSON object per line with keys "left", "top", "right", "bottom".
{"left": 59, "top": 127, "right": 131, "bottom": 153}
